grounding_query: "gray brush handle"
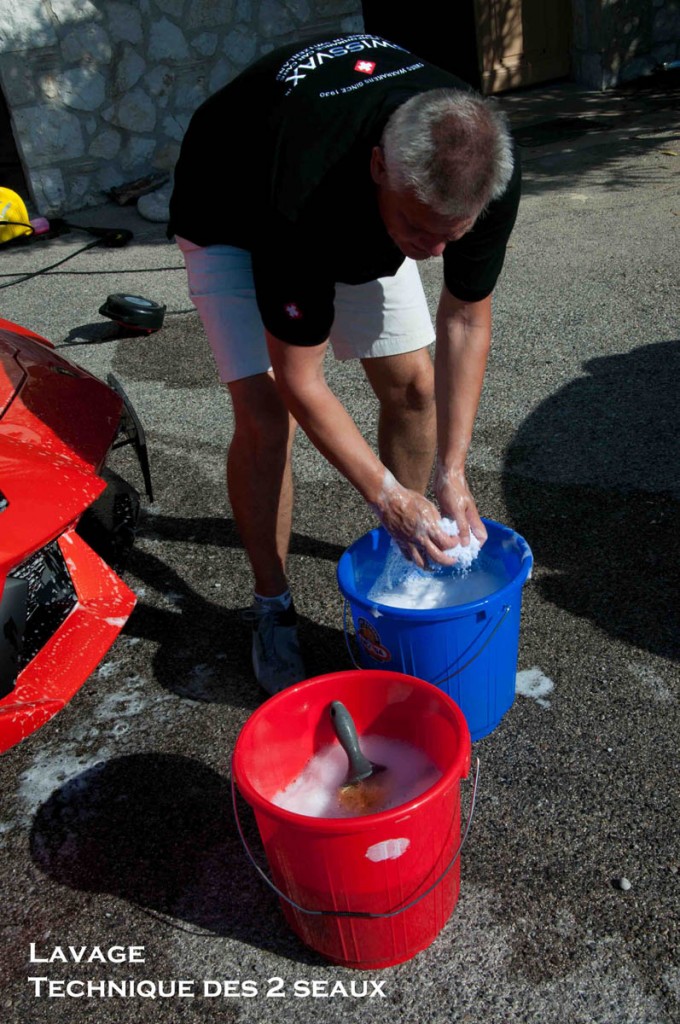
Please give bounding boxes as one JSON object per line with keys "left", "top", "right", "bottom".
{"left": 330, "top": 701, "right": 373, "bottom": 783}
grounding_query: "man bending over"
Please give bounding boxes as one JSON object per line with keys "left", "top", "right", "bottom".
{"left": 169, "top": 34, "right": 521, "bottom": 694}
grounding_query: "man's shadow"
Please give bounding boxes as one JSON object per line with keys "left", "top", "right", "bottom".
{"left": 502, "top": 339, "right": 679, "bottom": 661}
{"left": 122, "top": 516, "right": 351, "bottom": 706}
{"left": 29, "top": 753, "right": 324, "bottom": 964}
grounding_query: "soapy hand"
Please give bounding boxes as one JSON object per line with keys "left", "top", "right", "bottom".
{"left": 434, "top": 464, "right": 487, "bottom": 549}
{"left": 372, "top": 473, "right": 457, "bottom": 569}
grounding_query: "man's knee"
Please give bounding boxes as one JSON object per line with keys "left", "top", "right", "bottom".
{"left": 364, "top": 350, "right": 435, "bottom": 416}
{"left": 229, "top": 374, "right": 293, "bottom": 450}
{"left": 398, "top": 363, "right": 435, "bottom": 415}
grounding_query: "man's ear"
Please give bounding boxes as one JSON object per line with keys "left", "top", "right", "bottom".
{"left": 370, "top": 145, "right": 388, "bottom": 186}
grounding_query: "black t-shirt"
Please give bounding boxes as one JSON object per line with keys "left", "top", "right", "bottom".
{"left": 169, "top": 34, "right": 521, "bottom": 345}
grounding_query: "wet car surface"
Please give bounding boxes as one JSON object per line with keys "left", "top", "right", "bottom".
{"left": 0, "top": 317, "right": 147, "bottom": 752}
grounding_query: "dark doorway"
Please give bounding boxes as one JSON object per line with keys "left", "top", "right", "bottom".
{"left": 361, "top": 1, "right": 482, "bottom": 89}
{"left": 0, "top": 87, "right": 29, "bottom": 198}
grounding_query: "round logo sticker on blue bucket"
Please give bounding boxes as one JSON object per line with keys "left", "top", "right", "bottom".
{"left": 357, "top": 618, "right": 391, "bottom": 663}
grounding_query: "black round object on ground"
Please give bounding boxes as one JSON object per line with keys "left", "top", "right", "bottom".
{"left": 99, "top": 293, "right": 166, "bottom": 332}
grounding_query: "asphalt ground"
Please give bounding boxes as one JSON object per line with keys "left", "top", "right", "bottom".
{"left": 0, "top": 79, "right": 679, "bottom": 1024}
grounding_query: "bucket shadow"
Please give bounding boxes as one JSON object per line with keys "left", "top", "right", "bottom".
{"left": 502, "top": 340, "right": 680, "bottom": 661}
{"left": 29, "top": 754, "right": 326, "bottom": 966}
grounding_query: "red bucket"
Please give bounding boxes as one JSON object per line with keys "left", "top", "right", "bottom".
{"left": 232, "top": 670, "right": 473, "bottom": 969}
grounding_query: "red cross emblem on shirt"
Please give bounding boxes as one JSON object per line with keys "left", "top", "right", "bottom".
{"left": 354, "top": 60, "right": 376, "bottom": 75}
{"left": 284, "top": 302, "right": 302, "bottom": 319}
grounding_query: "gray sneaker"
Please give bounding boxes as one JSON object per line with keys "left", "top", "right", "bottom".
{"left": 243, "top": 600, "right": 306, "bottom": 696}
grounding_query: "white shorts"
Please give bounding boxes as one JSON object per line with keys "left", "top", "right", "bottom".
{"left": 176, "top": 238, "right": 435, "bottom": 384}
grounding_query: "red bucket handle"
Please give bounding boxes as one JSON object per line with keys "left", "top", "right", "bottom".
{"left": 230, "top": 756, "right": 479, "bottom": 920}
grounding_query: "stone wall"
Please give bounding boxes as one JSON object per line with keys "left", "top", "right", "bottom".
{"left": 0, "top": 0, "right": 363, "bottom": 215}
{"left": 3, "top": 2, "right": 676, "bottom": 215}
{"left": 572, "top": 0, "right": 680, "bottom": 90}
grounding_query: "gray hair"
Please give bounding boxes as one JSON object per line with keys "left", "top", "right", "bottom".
{"left": 381, "top": 89, "right": 515, "bottom": 217}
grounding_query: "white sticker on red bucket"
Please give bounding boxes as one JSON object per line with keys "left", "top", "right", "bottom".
{"left": 365, "top": 838, "right": 410, "bottom": 862}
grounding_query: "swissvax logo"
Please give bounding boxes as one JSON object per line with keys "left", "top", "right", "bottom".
{"left": 277, "top": 35, "right": 405, "bottom": 91}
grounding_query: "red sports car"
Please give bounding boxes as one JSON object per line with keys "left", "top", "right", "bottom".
{"left": 0, "top": 317, "right": 150, "bottom": 753}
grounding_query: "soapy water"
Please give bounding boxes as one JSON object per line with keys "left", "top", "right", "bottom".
{"left": 272, "top": 736, "right": 442, "bottom": 818}
{"left": 366, "top": 520, "right": 511, "bottom": 610}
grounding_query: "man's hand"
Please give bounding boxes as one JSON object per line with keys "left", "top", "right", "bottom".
{"left": 434, "top": 464, "right": 487, "bottom": 548}
{"left": 373, "top": 474, "right": 456, "bottom": 569}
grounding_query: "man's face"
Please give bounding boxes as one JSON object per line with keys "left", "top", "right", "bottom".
{"left": 370, "top": 146, "right": 478, "bottom": 260}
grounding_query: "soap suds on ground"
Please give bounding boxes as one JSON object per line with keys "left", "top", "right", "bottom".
{"left": 516, "top": 667, "right": 555, "bottom": 708}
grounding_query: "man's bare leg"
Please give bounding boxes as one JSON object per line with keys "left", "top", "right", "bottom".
{"left": 227, "top": 372, "right": 297, "bottom": 596}
{"left": 361, "top": 347, "right": 436, "bottom": 493}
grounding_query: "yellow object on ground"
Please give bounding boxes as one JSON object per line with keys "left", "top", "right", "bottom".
{"left": 0, "top": 187, "right": 32, "bottom": 244}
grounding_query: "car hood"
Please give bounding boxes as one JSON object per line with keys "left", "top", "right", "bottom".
{"left": 0, "top": 322, "right": 124, "bottom": 568}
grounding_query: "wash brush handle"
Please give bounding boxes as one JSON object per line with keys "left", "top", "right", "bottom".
{"left": 330, "top": 701, "right": 374, "bottom": 783}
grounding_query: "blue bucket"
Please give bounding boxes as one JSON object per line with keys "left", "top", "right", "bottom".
{"left": 337, "top": 519, "right": 533, "bottom": 741}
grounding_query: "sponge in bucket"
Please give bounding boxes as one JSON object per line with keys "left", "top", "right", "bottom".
{"left": 367, "top": 519, "right": 481, "bottom": 610}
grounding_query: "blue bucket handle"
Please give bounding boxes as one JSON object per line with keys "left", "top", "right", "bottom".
{"left": 342, "top": 599, "right": 363, "bottom": 669}
{"left": 230, "top": 756, "right": 479, "bottom": 920}
{"left": 343, "top": 598, "right": 511, "bottom": 683}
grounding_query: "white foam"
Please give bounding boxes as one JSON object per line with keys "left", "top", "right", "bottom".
{"left": 516, "top": 667, "right": 555, "bottom": 708}
{"left": 272, "top": 736, "right": 442, "bottom": 818}
{"left": 439, "top": 519, "right": 482, "bottom": 568}
{"left": 367, "top": 519, "right": 488, "bottom": 610}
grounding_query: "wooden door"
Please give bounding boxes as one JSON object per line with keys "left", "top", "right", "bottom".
{"left": 473, "top": 0, "right": 572, "bottom": 93}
